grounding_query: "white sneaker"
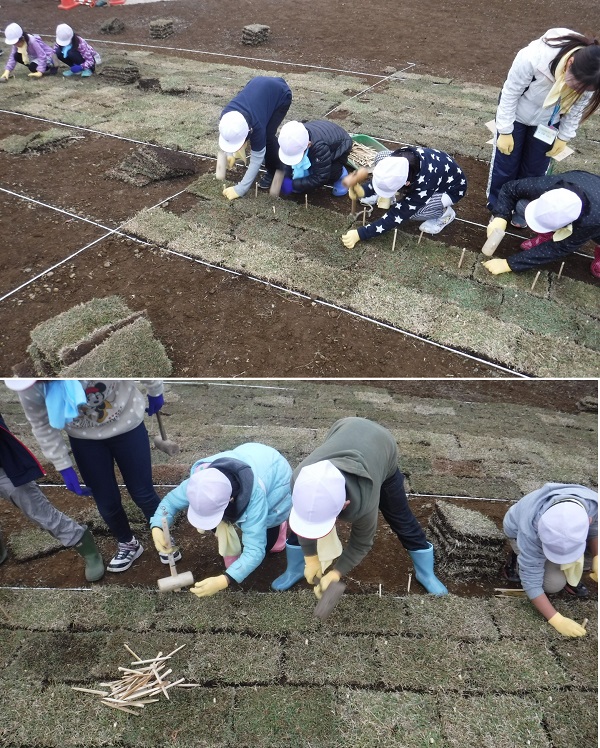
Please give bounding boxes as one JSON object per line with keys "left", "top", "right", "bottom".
{"left": 159, "top": 548, "right": 182, "bottom": 564}
{"left": 419, "top": 206, "right": 455, "bottom": 235}
{"left": 107, "top": 537, "right": 143, "bottom": 572}
{"left": 359, "top": 194, "right": 378, "bottom": 207}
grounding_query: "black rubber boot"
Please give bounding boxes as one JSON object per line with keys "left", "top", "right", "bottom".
{"left": 502, "top": 551, "right": 520, "bottom": 583}
{"left": 564, "top": 582, "right": 589, "bottom": 599}
{"left": 73, "top": 527, "right": 105, "bottom": 582}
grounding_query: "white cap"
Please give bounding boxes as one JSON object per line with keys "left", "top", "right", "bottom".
{"left": 186, "top": 467, "right": 232, "bottom": 530}
{"left": 538, "top": 499, "right": 589, "bottom": 564}
{"left": 372, "top": 157, "right": 410, "bottom": 198}
{"left": 289, "top": 460, "right": 346, "bottom": 539}
{"left": 5, "top": 23, "right": 23, "bottom": 45}
{"left": 218, "top": 111, "right": 249, "bottom": 154}
{"left": 4, "top": 378, "right": 37, "bottom": 391}
{"left": 524, "top": 189, "right": 583, "bottom": 234}
{"left": 56, "top": 23, "right": 74, "bottom": 46}
{"left": 278, "top": 121, "right": 310, "bottom": 166}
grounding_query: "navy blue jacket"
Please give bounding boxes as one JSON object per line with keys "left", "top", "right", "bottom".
{"left": 494, "top": 171, "right": 600, "bottom": 272}
{"left": 0, "top": 412, "right": 45, "bottom": 487}
{"left": 222, "top": 76, "right": 292, "bottom": 153}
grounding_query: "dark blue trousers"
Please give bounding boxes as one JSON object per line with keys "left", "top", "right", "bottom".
{"left": 487, "top": 121, "right": 552, "bottom": 211}
{"left": 264, "top": 96, "right": 292, "bottom": 175}
{"left": 379, "top": 469, "right": 428, "bottom": 551}
{"left": 69, "top": 422, "right": 160, "bottom": 543}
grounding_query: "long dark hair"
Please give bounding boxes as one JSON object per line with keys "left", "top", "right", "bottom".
{"left": 390, "top": 146, "right": 420, "bottom": 184}
{"left": 547, "top": 32, "right": 600, "bottom": 120}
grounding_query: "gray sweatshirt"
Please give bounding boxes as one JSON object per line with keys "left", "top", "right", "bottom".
{"left": 503, "top": 482, "right": 598, "bottom": 599}
{"left": 293, "top": 417, "right": 399, "bottom": 576}
{"left": 18, "top": 380, "right": 163, "bottom": 471}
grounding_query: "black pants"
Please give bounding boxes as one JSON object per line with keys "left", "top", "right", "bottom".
{"left": 378, "top": 469, "right": 428, "bottom": 551}
{"left": 264, "top": 94, "right": 293, "bottom": 175}
{"left": 56, "top": 48, "right": 95, "bottom": 73}
{"left": 329, "top": 149, "right": 351, "bottom": 183}
{"left": 14, "top": 53, "right": 52, "bottom": 74}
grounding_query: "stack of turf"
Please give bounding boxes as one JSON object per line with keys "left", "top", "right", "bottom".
{"left": 27, "top": 296, "right": 172, "bottom": 377}
{"left": 242, "top": 24, "right": 270, "bottom": 46}
{"left": 100, "top": 18, "right": 125, "bottom": 35}
{"left": 427, "top": 500, "right": 506, "bottom": 579}
{"left": 98, "top": 58, "right": 141, "bottom": 86}
{"left": 150, "top": 18, "right": 174, "bottom": 39}
{"left": 106, "top": 145, "right": 197, "bottom": 187}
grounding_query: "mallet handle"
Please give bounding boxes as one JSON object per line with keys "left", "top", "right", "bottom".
{"left": 161, "top": 512, "right": 178, "bottom": 578}
{"left": 155, "top": 411, "right": 168, "bottom": 441}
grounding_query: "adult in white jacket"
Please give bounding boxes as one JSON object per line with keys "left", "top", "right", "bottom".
{"left": 11, "top": 379, "right": 165, "bottom": 573}
{"left": 150, "top": 443, "right": 295, "bottom": 598}
{"left": 487, "top": 29, "right": 600, "bottom": 220}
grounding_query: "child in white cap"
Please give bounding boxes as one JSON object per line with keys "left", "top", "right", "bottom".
{"left": 1, "top": 23, "right": 57, "bottom": 81}
{"left": 284, "top": 417, "right": 447, "bottom": 599}
{"left": 483, "top": 170, "right": 600, "bottom": 278}
{"left": 218, "top": 76, "right": 292, "bottom": 200}
{"left": 340, "top": 147, "right": 467, "bottom": 250}
{"left": 503, "top": 482, "right": 598, "bottom": 637}
{"left": 150, "top": 443, "right": 297, "bottom": 597}
{"left": 54, "top": 24, "right": 99, "bottom": 78}
{"left": 277, "top": 120, "right": 352, "bottom": 197}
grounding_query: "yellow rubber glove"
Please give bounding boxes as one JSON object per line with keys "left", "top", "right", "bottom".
{"left": 226, "top": 147, "right": 247, "bottom": 169}
{"left": 226, "top": 155, "right": 236, "bottom": 169}
{"left": 546, "top": 138, "right": 567, "bottom": 158}
{"left": 190, "top": 575, "right": 229, "bottom": 598}
{"left": 314, "top": 569, "right": 342, "bottom": 600}
{"left": 377, "top": 197, "right": 391, "bottom": 209}
{"left": 590, "top": 555, "right": 598, "bottom": 583}
{"left": 151, "top": 526, "right": 174, "bottom": 554}
{"left": 304, "top": 555, "right": 322, "bottom": 585}
{"left": 348, "top": 183, "right": 365, "bottom": 200}
{"left": 0, "top": 70, "right": 11, "bottom": 81}
{"left": 223, "top": 186, "right": 240, "bottom": 201}
{"left": 342, "top": 229, "right": 361, "bottom": 249}
{"left": 548, "top": 612, "right": 586, "bottom": 637}
{"left": 482, "top": 258, "right": 511, "bottom": 275}
{"left": 28, "top": 71, "right": 43, "bottom": 78}
{"left": 496, "top": 133, "right": 514, "bottom": 155}
{"left": 486, "top": 217, "right": 508, "bottom": 239}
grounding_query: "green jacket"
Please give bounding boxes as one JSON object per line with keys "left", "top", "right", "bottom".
{"left": 292, "top": 417, "right": 399, "bottom": 575}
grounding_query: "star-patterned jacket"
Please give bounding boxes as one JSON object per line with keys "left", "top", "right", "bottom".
{"left": 357, "top": 146, "right": 467, "bottom": 241}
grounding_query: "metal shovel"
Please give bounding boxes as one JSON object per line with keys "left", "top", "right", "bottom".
{"left": 154, "top": 412, "right": 180, "bottom": 456}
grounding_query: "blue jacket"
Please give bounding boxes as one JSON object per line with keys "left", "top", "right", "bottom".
{"left": 503, "top": 482, "right": 598, "bottom": 599}
{"left": 221, "top": 76, "right": 292, "bottom": 153}
{"left": 150, "top": 443, "right": 292, "bottom": 583}
{"left": 0, "top": 413, "right": 45, "bottom": 487}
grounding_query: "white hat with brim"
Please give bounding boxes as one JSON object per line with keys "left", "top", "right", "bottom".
{"left": 5, "top": 23, "right": 23, "bottom": 45}
{"left": 538, "top": 499, "right": 589, "bottom": 564}
{"left": 56, "top": 23, "right": 74, "bottom": 46}
{"left": 289, "top": 460, "right": 346, "bottom": 539}
{"left": 4, "top": 378, "right": 37, "bottom": 391}
{"left": 278, "top": 121, "right": 309, "bottom": 166}
{"left": 186, "top": 466, "right": 233, "bottom": 530}
{"left": 218, "top": 111, "right": 249, "bottom": 154}
{"left": 524, "top": 188, "right": 582, "bottom": 234}
{"left": 372, "top": 156, "right": 410, "bottom": 198}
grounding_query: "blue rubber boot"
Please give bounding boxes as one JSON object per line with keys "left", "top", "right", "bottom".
{"left": 332, "top": 166, "right": 349, "bottom": 197}
{"left": 408, "top": 542, "right": 448, "bottom": 596}
{"left": 271, "top": 542, "right": 305, "bottom": 591}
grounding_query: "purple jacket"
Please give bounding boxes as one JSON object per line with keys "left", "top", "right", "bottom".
{"left": 5, "top": 35, "right": 54, "bottom": 73}
{"left": 54, "top": 36, "right": 97, "bottom": 71}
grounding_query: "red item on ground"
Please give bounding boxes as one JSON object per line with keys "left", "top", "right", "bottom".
{"left": 590, "top": 246, "right": 600, "bottom": 279}
{"left": 520, "top": 232, "right": 553, "bottom": 250}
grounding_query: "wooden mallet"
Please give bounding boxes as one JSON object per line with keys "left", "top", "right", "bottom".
{"left": 215, "top": 150, "right": 227, "bottom": 181}
{"left": 269, "top": 169, "right": 286, "bottom": 198}
{"left": 154, "top": 412, "right": 179, "bottom": 456}
{"left": 157, "top": 511, "right": 194, "bottom": 592}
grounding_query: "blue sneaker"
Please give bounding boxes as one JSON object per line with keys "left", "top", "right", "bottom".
{"left": 81, "top": 69, "right": 92, "bottom": 78}
{"left": 63, "top": 69, "right": 74, "bottom": 77}
{"left": 332, "top": 166, "right": 349, "bottom": 197}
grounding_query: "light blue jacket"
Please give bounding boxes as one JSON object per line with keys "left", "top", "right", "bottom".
{"left": 150, "top": 443, "right": 292, "bottom": 584}
{"left": 503, "top": 483, "right": 598, "bottom": 599}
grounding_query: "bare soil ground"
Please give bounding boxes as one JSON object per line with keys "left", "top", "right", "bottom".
{"left": 0, "top": 0, "right": 598, "bottom": 378}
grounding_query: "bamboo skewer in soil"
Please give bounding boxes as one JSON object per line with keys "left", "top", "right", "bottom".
{"left": 392, "top": 229, "right": 398, "bottom": 252}
{"left": 71, "top": 644, "right": 199, "bottom": 715}
{"left": 418, "top": 231, "right": 424, "bottom": 245}
{"left": 557, "top": 262, "right": 565, "bottom": 280}
{"left": 531, "top": 271, "right": 541, "bottom": 291}
{"left": 458, "top": 248, "right": 466, "bottom": 268}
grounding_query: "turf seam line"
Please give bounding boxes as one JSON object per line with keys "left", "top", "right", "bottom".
{"left": 323, "top": 63, "right": 417, "bottom": 117}
{"left": 0, "top": 109, "right": 594, "bottom": 256}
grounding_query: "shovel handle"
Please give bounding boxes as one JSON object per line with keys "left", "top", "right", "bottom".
{"left": 155, "top": 411, "right": 168, "bottom": 441}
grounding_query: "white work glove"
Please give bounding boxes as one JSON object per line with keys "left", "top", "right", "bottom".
{"left": 342, "top": 229, "right": 360, "bottom": 249}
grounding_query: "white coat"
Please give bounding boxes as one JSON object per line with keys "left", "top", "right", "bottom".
{"left": 495, "top": 28, "right": 592, "bottom": 142}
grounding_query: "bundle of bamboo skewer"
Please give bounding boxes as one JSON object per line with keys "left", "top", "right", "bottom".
{"left": 349, "top": 142, "right": 379, "bottom": 167}
{"left": 71, "top": 643, "right": 199, "bottom": 716}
